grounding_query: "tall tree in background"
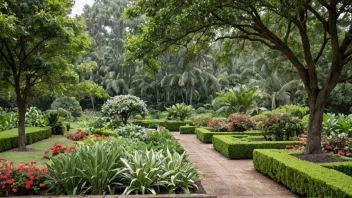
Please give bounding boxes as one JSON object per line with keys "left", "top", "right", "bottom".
{"left": 0, "top": 0, "right": 90, "bottom": 150}
{"left": 125, "top": 0, "right": 352, "bottom": 154}
{"left": 81, "top": 0, "right": 143, "bottom": 95}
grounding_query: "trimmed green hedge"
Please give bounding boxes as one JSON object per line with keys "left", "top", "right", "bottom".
{"left": 253, "top": 149, "right": 352, "bottom": 197}
{"left": 180, "top": 126, "right": 197, "bottom": 134}
{"left": 321, "top": 161, "right": 352, "bottom": 177}
{"left": 213, "top": 135, "right": 304, "bottom": 159}
{"left": 132, "top": 120, "right": 165, "bottom": 129}
{"left": 0, "top": 127, "right": 51, "bottom": 152}
{"left": 133, "top": 119, "right": 193, "bottom": 131}
{"left": 195, "top": 127, "right": 262, "bottom": 143}
{"left": 164, "top": 120, "right": 193, "bottom": 131}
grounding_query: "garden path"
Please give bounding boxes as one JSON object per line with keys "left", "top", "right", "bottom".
{"left": 172, "top": 133, "right": 299, "bottom": 198}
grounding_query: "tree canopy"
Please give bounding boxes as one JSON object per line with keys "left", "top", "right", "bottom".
{"left": 125, "top": 0, "right": 352, "bottom": 154}
{"left": 0, "top": 0, "right": 90, "bottom": 150}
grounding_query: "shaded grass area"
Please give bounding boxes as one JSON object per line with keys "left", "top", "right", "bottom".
{"left": 0, "top": 135, "right": 75, "bottom": 168}
{"left": 0, "top": 127, "right": 47, "bottom": 138}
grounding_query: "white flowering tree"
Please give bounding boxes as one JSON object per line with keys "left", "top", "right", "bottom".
{"left": 102, "top": 95, "right": 148, "bottom": 125}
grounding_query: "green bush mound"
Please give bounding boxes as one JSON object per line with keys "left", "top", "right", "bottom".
{"left": 253, "top": 149, "right": 352, "bottom": 198}
{"left": 179, "top": 126, "right": 197, "bottom": 134}
{"left": 0, "top": 127, "right": 51, "bottom": 152}
{"left": 321, "top": 161, "right": 352, "bottom": 177}
{"left": 195, "top": 127, "right": 262, "bottom": 143}
{"left": 213, "top": 135, "right": 304, "bottom": 159}
{"left": 133, "top": 119, "right": 193, "bottom": 131}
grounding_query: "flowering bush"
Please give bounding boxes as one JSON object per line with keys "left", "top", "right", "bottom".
{"left": 285, "top": 144, "right": 305, "bottom": 150}
{"left": 102, "top": 95, "right": 148, "bottom": 125}
{"left": 0, "top": 159, "right": 47, "bottom": 196}
{"left": 228, "top": 113, "right": 255, "bottom": 132}
{"left": 260, "top": 113, "right": 303, "bottom": 141}
{"left": 208, "top": 119, "right": 230, "bottom": 132}
{"left": 82, "top": 134, "right": 108, "bottom": 145}
{"left": 65, "top": 128, "right": 88, "bottom": 141}
{"left": 322, "top": 132, "right": 352, "bottom": 157}
{"left": 45, "top": 144, "right": 76, "bottom": 156}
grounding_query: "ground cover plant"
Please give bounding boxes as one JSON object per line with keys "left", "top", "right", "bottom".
{"left": 44, "top": 128, "right": 199, "bottom": 195}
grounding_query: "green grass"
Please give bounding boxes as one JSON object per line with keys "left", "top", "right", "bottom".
{"left": 69, "top": 122, "right": 81, "bottom": 130}
{"left": 0, "top": 135, "right": 75, "bottom": 168}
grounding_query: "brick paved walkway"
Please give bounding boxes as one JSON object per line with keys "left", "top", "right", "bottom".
{"left": 173, "top": 133, "right": 299, "bottom": 198}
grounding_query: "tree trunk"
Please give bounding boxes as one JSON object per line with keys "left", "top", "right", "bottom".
{"left": 305, "top": 97, "right": 325, "bottom": 154}
{"left": 290, "top": 90, "right": 297, "bottom": 105}
{"left": 17, "top": 100, "right": 27, "bottom": 151}
{"left": 271, "top": 92, "right": 277, "bottom": 109}
{"left": 90, "top": 96, "right": 95, "bottom": 111}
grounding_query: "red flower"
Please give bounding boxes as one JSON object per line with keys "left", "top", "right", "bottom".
{"left": 7, "top": 179, "right": 14, "bottom": 185}
{"left": 12, "top": 188, "right": 17, "bottom": 193}
{"left": 25, "top": 180, "right": 32, "bottom": 189}
{"left": 39, "top": 183, "right": 45, "bottom": 188}
{"left": 1, "top": 185, "right": 5, "bottom": 189}
{"left": 44, "top": 150, "right": 49, "bottom": 154}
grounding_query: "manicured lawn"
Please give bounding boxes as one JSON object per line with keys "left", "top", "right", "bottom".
{"left": 0, "top": 135, "right": 75, "bottom": 168}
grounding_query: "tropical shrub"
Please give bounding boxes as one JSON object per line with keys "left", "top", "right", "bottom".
{"left": 0, "top": 159, "right": 47, "bottom": 196}
{"left": 117, "top": 124, "right": 147, "bottom": 141}
{"left": 46, "top": 111, "right": 65, "bottom": 135}
{"left": 102, "top": 95, "right": 148, "bottom": 125}
{"left": 51, "top": 97, "right": 82, "bottom": 117}
{"left": 148, "top": 109, "right": 162, "bottom": 119}
{"left": 166, "top": 103, "right": 193, "bottom": 121}
{"left": 260, "top": 113, "right": 304, "bottom": 141}
{"left": 0, "top": 112, "right": 18, "bottom": 131}
{"left": 25, "top": 107, "right": 46, "bottom": 127}
{"left": 212, "top": 86, "right": 258, "bottom": 116}
{"left": 228, "top": 113, "right": 255, "bottom": 132}
{"left": 323, "top": 113, "right": 352, "bottom": 136}
{"left": 272, "top": 105, "right": 309, "bottom": 119}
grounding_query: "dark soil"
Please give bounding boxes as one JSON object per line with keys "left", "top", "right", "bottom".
{"left": 292, "top": 153, "right": 345, "bottom": 163}
{"left": 194, "top": 181, "right": 206, "bottom": 194}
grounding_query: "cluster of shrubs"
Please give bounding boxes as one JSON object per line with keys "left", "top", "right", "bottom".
{"left": 207, "top": 113, "right": 256, "bottom": 132}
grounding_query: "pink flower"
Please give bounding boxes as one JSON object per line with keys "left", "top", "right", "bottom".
{"left": 6, "top": 179, "right": 14, "bottom": 184}
{"left": 12, "top": 188, "right": 17, "bottom": 193}
{"left": 40, "top": 183, "right": 45, "bottom": 188}
{"left": 338, "top": 150, "right": 345, "bottom": 156}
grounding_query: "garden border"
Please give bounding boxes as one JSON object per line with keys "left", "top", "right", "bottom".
{"left": 0, "top": 127, "right": 51, "bottom": 152}
{"left": 195, "top": 127, "right": 262, "bottom": 143}
{"left": 253, "top": 149, "right": 352, "bottom": 197}
{"left": 212, "top": 135, "right": 304, "bottom": 159}
{"left": 179, "top": 126, "right": 197, "bottom": 134}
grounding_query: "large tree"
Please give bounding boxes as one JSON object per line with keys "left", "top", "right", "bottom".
{"left": 125, "top": 0, "right": 352, "bottom": 154}
{"left": 0, "top": 0, "right": 90, "bottom": 150}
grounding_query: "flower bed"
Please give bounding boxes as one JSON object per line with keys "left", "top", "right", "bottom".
{"left": 195, "top": 127, "right": 262, "bottom": 143}
{"left": 0, "top": 159, "right": 47, "bottom": 196}
{"left": 213, "top": 135, "right": 304, "bottom": 159}
{"left": 253, "top": 149, "right": 352, "bottom": 197}
{"left": 0, "top": 127, "right": 51, "bottom": 152}
{"left": 179, "top": 126, "right": 197, "bottom": 134}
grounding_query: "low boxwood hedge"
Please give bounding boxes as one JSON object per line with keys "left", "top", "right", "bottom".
{"left": 213, "top": 135, "right": 304, "bottom": 159}
{"left": 133, "top": 119, "right": 193, "bottom": 131}
{"left": 164, "top": 120, "right": 193, "bottom": 131}
{"left": 321, "top": 161, "right": 352, "bottom": 177}
{"left": 179, "top": 126, "right": 197, "bottom": 134}
{"left": 195, "top": 127, "right": 262, "bottom": 143}
{"left": 253, "top": 149, "right": 352, "bottom": 197}
{"left": 132, "top": 119, "right": 164, "bottom": 129}
{"left": 0, "top": 127, "right": 51, "bottom": 152}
